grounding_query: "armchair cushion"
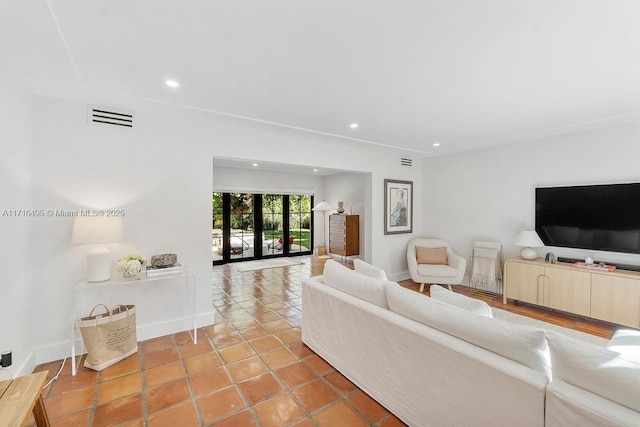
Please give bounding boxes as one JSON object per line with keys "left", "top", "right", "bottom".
{"left": 417, "top": 264, "right": 458, "bottom": 278}
{"left": 416, "top": 246, "right": 448, "bottom": 265}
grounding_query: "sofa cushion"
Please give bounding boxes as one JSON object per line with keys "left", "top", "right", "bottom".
{"left": 547, "top": 331, "right": 640, "bottom": 412}
{"left": 607, "top": 329, "right": 640, "bottom": 361}
{"left": 386, "top": 282, "right": 548, "bottom": 374}
{"left": 429, "top": 285, "right": 492, "bottom": 318}
{"left": 416, "top": 246, "right": 448, "bottom": 265}
{"left": 353, "top": 259, "right": 388, "bottom": 281}
{"left": 322, "top": 259, "right": 389, "bottom": 309}
{"left": 417, "top": 264, "right": 458, "bottom": 278}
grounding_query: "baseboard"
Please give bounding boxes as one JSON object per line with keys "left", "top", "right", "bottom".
{"left": 35, "top": 310, "right": 215, "bottom": 366}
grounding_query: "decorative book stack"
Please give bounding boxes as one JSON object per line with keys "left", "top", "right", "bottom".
{"left": 146, "top": 263, "right": 183, "bottom": 278}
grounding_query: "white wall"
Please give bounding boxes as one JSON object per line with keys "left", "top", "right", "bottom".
{"left": 30, "top": 95, "right": 422, "bottom": 363}
{"left": 423, "top": 121, "right": 640, "bottom": 275}
{"left": 0, "top": 69, "right": 34, "bottom": 376}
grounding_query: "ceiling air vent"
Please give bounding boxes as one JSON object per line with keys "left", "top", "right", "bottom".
{"left": 88, "top": 106, "right": 133, "bottom": 128}
{"left": 400, "top": 158, "right": 413, "bottom": 167}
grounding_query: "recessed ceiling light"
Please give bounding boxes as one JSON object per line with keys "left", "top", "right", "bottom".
{"left": 433, "top": 142, "right": 441, "bottom": 147}
{"left": 350, "top": 123, "right": 358, "bottom": 129}
{"left": 313, "top": 169, "right": 319, "bottom": 172}
{"left": 165, "top": 80, "right": 179, "bottom": 88}
{"left": 252, "top": 163, "right": 258, "bottom": 167}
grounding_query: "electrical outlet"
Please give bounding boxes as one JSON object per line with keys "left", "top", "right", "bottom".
{"left": 1, "top": 350, "right": 12, "bottom": 367}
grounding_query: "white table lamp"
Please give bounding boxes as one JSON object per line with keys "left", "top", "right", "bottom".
{"left": 72, "top": 216, "right": 123, "bottom": 282}
{"left": 515, "top": 230, "right": 544, "bottom": 260}
{"left": 312, "top": 200, "right": 334, "bottom": 255}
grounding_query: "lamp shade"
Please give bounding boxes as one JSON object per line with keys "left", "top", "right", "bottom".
{"left": 514, "top": 230, "right": 544, "bottom": 248}
{"left": 312, "top": 200, "right": 334, "bottom": 212}
{"left": 72, "top": 216, "right": 123, "bottom": 244}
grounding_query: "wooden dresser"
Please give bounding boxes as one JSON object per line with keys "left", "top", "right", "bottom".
{"left": 329, "top": 214, "right": 359, "bottom": 256}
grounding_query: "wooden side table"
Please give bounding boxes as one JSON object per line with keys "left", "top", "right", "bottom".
{"left": 0, "top": 370, "right": 51, "bottom": 427}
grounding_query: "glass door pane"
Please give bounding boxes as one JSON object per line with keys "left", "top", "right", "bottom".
{"left": 289, "top": 194, "right": 311, "bottom": 254}
{"left": 230, "top": 193, "right": 254, "bottom": 260}
{"left": 212, "top": 192, "right": 223, "bottom": 262}
{"left": 262, "top": 194, "right": 283, "bottom": 256}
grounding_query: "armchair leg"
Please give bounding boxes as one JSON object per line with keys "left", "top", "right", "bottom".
{"left": 447, "top": 285, "right": 453, "bottom": 291}
{"left": 419, "top": 283, "right": 425, "bottom": 292}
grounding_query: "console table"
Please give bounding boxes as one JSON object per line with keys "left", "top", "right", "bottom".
{"left": 504, "top": 258, "right": 640, "bottom": 328}
{"left": 71, "top": 270, "right": 197, "bottom": 375}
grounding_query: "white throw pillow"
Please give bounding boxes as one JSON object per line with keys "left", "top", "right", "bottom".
{"left": 547, "top": 331, "right": 640, "bottom": 412}
{"left": 607, "top": 329, "right": 640, "bottom": 361}
{"left": 385, "top": 282, "right": 549, "bottom": 374}
{"left": 429, "top": 285, "right": 493, "bottom": 318}
{"left": 322, "top": 259, "right": 389, "bottom": 309}
{"left": 353, "top": 259, "right": 388, "bottom": 281}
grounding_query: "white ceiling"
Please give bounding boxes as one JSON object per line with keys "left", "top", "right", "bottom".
{"left": 2, "top": 1, "right": 640, "bottom": 157}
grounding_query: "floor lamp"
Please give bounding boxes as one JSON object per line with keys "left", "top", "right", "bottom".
{"left": 312, "top": 200, "right": 334, "bottom": 257}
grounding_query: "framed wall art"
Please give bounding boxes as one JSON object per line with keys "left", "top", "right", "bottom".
{"left": 384, "top": 179, "right": 413, "bottom": 234}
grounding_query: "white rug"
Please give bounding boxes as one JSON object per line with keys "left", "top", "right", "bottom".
{"left": 492, "top": 307, "right": 609, "bottom": 347}
{"left": 235, "top": 258, "right": 305, "bottom": 273}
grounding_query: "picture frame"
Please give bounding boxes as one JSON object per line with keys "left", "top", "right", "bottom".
{"left": 384, "top": 179, "right": 413, "bottom": 234}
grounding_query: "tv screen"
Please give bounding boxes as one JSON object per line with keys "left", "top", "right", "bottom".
{"left": 535, "top": 183, "right": 640, "bottom": 254}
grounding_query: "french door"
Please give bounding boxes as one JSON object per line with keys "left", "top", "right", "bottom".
{"left": 212, "top": 192, "right": 313, "bottom": 264}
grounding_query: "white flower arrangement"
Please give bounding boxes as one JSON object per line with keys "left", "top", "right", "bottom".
{"left": 116, "top": 254, "right": 146, "bottom": 276}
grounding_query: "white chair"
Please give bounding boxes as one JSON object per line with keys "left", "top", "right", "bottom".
{"left": 407, "top": 238, "right": 466, "bottom": 292}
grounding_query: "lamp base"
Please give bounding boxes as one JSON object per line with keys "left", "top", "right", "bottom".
{"left": 520, "top": 247, "right": 538, "bottom": 260}
{"left": 87, "top": 246, "right": 111, "bottom": 282}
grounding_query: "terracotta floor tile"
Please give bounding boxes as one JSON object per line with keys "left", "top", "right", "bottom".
{"left": 263, "top": 318, "right": 295, "bottom": 333}
{"left": 227, "top": 356, "right": 269, "bottom": 382}
{"left": 378, "top": 413, "right": 409, "bottom": 426}
{"left": 288, "top": 341, "right": 315, "bottom": 359}
{"left": 275, "top": 361, "right": 317, "bottom": 388}
{"left": 93, "top": 393, "right": 144, "bottom": 426}
{"left": 50, "top": 409, "right": 90, "bottom": 427}
{"left": 143, "top": 335, "right": 176, "bottom": 354}
{"left": 97, "top": 372, "right": 143, "bottom": 405}
{"left": 348, "top": 390, "right": 390, "bottom": 422}
{"left": 146, "top": 378, "right": 191, "bottom": 413}
{"left": 100, "top": 354, "right": 142, "bottom": 381}
{"left": 207, "top": 322, "right": 235, "bottom": 337}
{"left": 148, "top": 400, "right": 201, "bottom": 427}
{"left": 542, "top": 312, "right": 580, "bottom": 328}
{"left": 255, "top": 311, "right": 281, "bottom": 323}
{"left": 49, "top": 369, "right": 98, "bottom": 396}
{"left": 231, "top": 317, "right": 260, "bottom": 330}
{"left": 240, "top": 325, "right": 270, "bottom": 341}
{"left": 191, "top": 367, "right": 232, "bottom": 396}
{"left": 197, "top": 385, "right": 246, "bottom": 423}
{"left": 291, "top": 419, "right": 315, "bottom": 427}
{"left": 261, "top": 347, "right": 298, "bottom": 370}
{"left": 312, "top": 401, "right": 370, "bottom": 427}
{"left": 209, "top": 409, "right": 258, "bottom": 427}
{"left": 219, "top": 342, "right": 256, "bottom": 364}
{"left": 175, "top": 330, "right": 195, "bottom": 346}
{"left": 274, "top": 328, "right": 302, "bottom": 344}
{"left": 45, "top": 386, "right": 95, "bottom": 419}
{"left": 324, "top": 371, "right": 357, "bottom": 395}
{"left": 305, "top": 354, "right": 335, "bottom": 375}
{"left": 575, "top": 320, "right": 616, "bottom": 338}
{"left": 184, "top": 351, "right": 222, "bottom": 375}
{"left": 248, "top": 335, "right": 283, "bottom": 353}
{"left": 143, "top": 347, "right": 180, "bottom": 370}
{"left": 291, "top": 379, "right": 340, "bottom": 412}
{"left": 238, "top": 373, "right": 284, "bottom": 404}
{"left": 180, "top": 339, "right": 213, "bottom": 359}
{"left": 145, "top": 361, "right": 186, "bottom": 389}
{"left": 253, "top": 393, "right": 305, "bottom": 427}
{"left": 212, "top": 330, "right": 245, "bottom": 348}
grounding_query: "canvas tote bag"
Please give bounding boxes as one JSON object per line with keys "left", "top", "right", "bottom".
{"left": 79, "top": 304, "right": 138, "bottom": 371}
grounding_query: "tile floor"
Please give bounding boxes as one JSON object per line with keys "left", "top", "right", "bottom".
{"left": 32, "top": 256, "right": 618, "bottom": 426}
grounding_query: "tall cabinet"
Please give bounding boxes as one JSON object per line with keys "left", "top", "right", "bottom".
{"left": 329, "top": 214, "right": 359, "bottom": 256}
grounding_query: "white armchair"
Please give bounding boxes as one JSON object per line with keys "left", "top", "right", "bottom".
{"left": 407, "top": 238, "right": 466, "bottom": 292}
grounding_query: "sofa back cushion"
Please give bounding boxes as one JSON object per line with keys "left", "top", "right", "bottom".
{"left": 322, "top": 259, "right": 389, "bottom": 309}
{"left": 386, "top": 282, "right": 548, "bottom": 374}
{"left": 415, "top": 246, "right": 448, "bottom": 265}
{"left": 547, "top": 331, "right": 640, "bottom": 412}
{"left": 353, "top": 259, "right": 388, "bottom": 281}
{"left": 429, "top": 285, "right": 493, "bottom": 318}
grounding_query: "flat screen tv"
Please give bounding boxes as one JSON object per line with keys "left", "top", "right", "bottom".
{"left": 535, "top": 183, "right": 640, "bottom": 254}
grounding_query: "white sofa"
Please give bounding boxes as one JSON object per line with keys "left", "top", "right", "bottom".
{"left": 302, "top": 260, "right": 640, "bottom": 427}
